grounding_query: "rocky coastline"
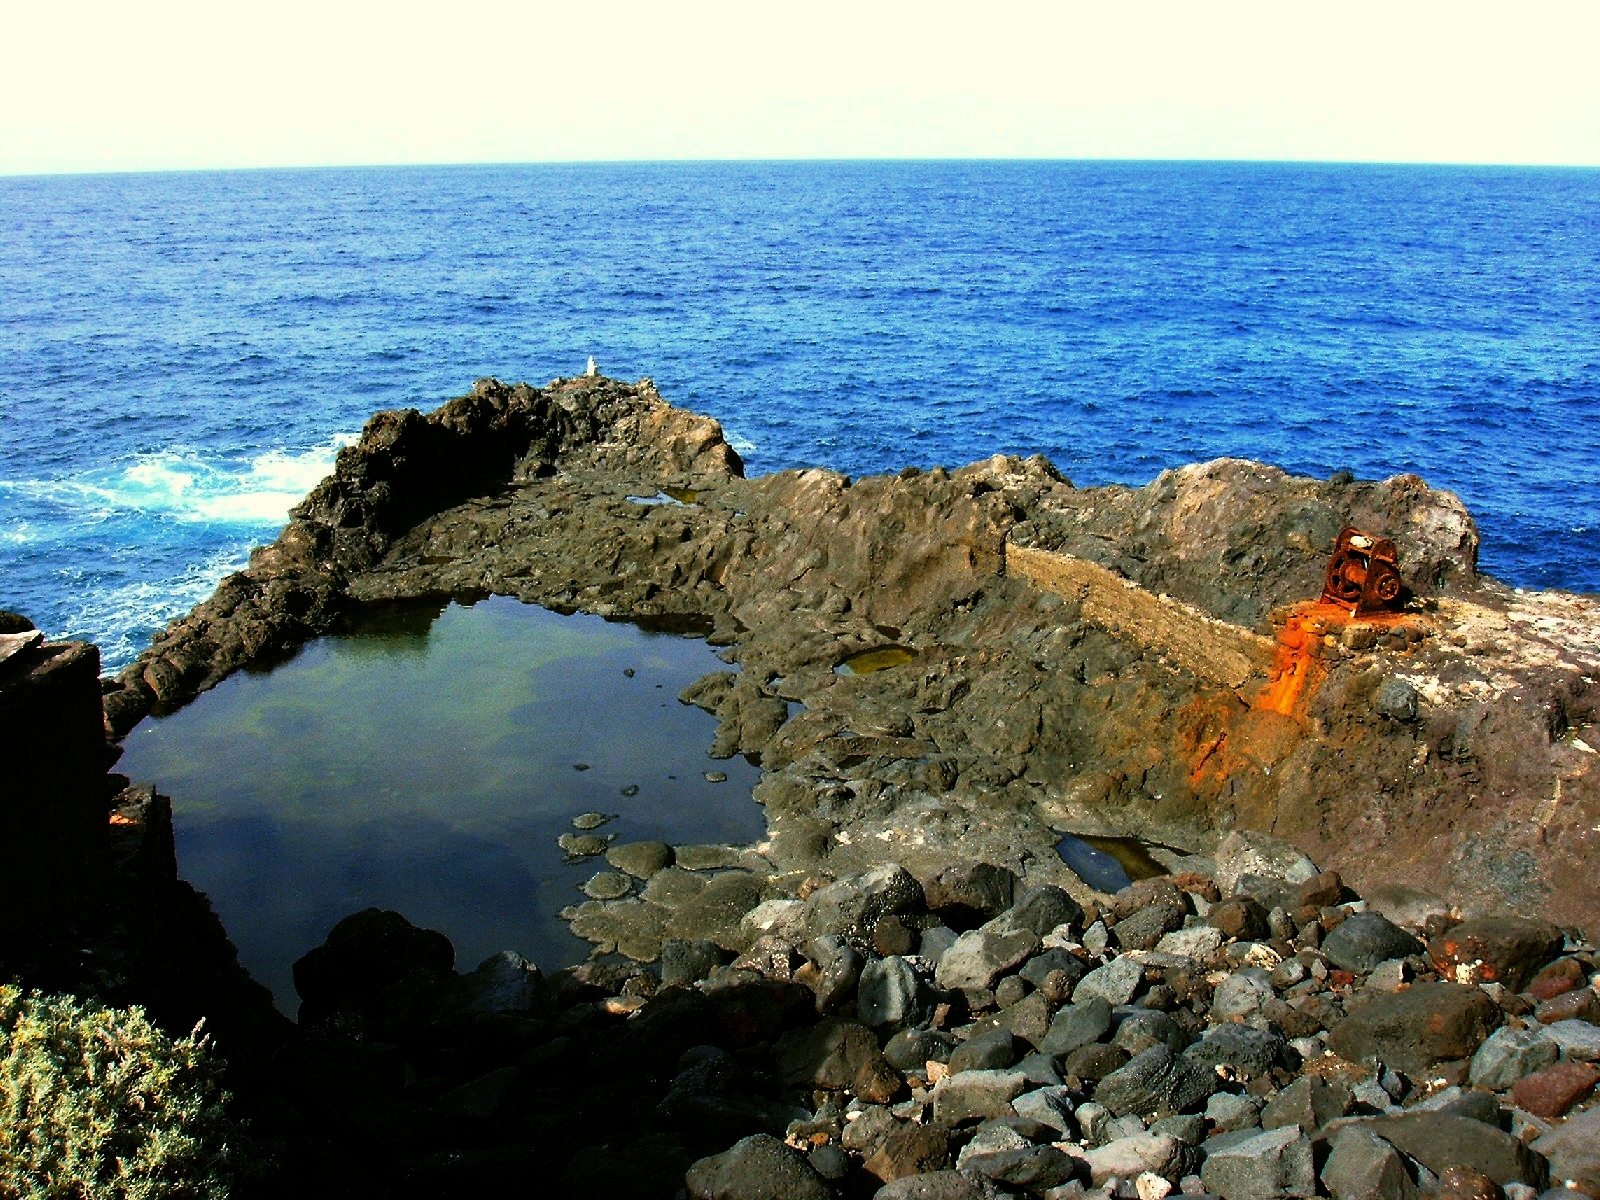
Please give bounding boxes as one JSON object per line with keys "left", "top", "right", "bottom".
{"left": 6, "top": 374, "right": 1599, "bottom": 1198}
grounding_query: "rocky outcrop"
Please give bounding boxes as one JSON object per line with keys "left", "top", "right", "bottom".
{"left": 102, "top": 376, "right": 1600, "bottom": 938}
{"left": 0, "top": 611, "right": 286, "bottom": 1066}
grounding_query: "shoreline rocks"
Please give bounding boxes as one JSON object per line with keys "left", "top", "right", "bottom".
{"left": 12, "top": 374, "right": 1600, "bottom": 1196}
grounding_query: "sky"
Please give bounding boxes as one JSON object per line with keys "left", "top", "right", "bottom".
{"left": 3, "top": 1, "right": 1598, "bottom": 175}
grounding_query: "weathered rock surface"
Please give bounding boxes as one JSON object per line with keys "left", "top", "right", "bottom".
{"left": 105, "top": 376, "right": 1600, "bottom": 935}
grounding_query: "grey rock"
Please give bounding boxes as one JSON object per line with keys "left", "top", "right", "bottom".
{"left": 1530, "top": 1104, "right": 1600, "bottom": 1187}
{"left": 809, "top": 1143, "right": 851, "bottom": 1181}
{"left": 1209, "top": 969, "right": 1276, "bottom": 1022}
{"left": 1260, "top": 1076, "right": 1350, "bottom": 1133}
{"left": 925, "top": 862, "right": 1018, "bottom": 926}
{"left": 1008, "top": 884, "right": 1086, "bottom": 938}
{"left": 1470, "top": 1026, "right": 1560, "bottom": 1090}
{"left": 884, "top": 1027, "right": 958, "bottom": 1071}
{"left": 685, "top": 1132, "right": 833, "bottom": 1200}
{"left": 1321, "top": 913, "right": 1425, "bottom": 974}
{"left": 1149, "top": 1114, "right": 1207, "bottom": 1145}
{"left": 1116, "top": 901, "right": 1189, "bottom": 952}
{"left": 1204, "top": 1092, "right": 1263, "bottom": 1134}
{"left": 1363, "top": 1111, "right": 1550, "bottom": 1189}
{"left": 808, "top": 934, "right": 865, "bottom": 1013}
{"left": 1539, "top": 1018, "right": 1600, "bottom": 1062}
{"left": 805, "top": 863, "right": 926, "bottom": 940}
{"left": 1014, "top": 1050, "right": 1064, "bottom": 1088}
{"left": 871, "top": 1170, "right": 999, "bottom": 1200}
{"left": 859, "top": 955, "right": 928, "bottom": 1029}
{"left": 1374, "top": 679, "right": 1419, "bottom": 722}
{"left": 773, "top": 1019, "right": 885, "bottom": 1090}
{"left": 1013, "top": 1085, "right": 1077, "bottom": 1136}
{"left": 950, "top": 1027, "right": 1018, "bottom": 1074}
{"left": 931, "top": 1069, "right": 1029, "bottom": 1125}
{"left": 437, "top": 1065, "right": 530, "bottom": 1120}
{"left": 1094, "top": 1045, "right": 1220, "bottom": 1117}
{"left": 1080, "top": 1132, "right": 1187, "bottom": 1186}
{"left": 997, "top": 991, "right": 1055, "bottom": 1049}
{"left": 1186, "top": 1024, "right": 1295, "bottom": 1080}
{"left": 1021, "top": 948, "right": 1091, "bottom": 990}
{"left": 1214, "top": 831, "right": 1318, "bottom": 898}
{"left": 1320, "top": 1126, "right": 1417, "bottom": 1200}
{"left": 661, "top": 938, "right": 724, "bottom": 986}
{"left": 962, "top": 1144, "right": 1077, "bottom": 1189}
{"left": 1113, "top": 1007, "right": 1189, "bottom": 1056}
{"left": 956, "top": 1123, "right": 1030, "bottom": 1167}
{"left": 607, "top": 839, "right": 674, "bottom": 878}
{"left": 843, "top": 1104, "right": 898, "bottom": 1153}
{"left": 1075, "top": 956, "right": 1146, "bottom": 1007}
{"left": 1040, "top": 996, "right": 1114, "bottom": 1058}
{"left": 1074, "top": 1100, "right": 1112, "bottom": 1144}
{"left": 1156, "top": 926, "right": 1225, "bottom": 960}
{"left": 935, "top": 924, "right": 1041, "bottom": 991}
{"left": 920, "top": 925, "right": 960, "bottom": 964}
{"left": 1200, "top": 1125, "right": 1315, "bottom": 1199}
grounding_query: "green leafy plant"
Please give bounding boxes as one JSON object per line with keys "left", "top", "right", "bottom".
{"left": 1, "top": 985, "right": 247, "bottom": 1199}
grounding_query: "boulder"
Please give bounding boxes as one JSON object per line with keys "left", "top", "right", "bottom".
{"left": 1326, "top": 983, "right": 1499, "bottom": 1074}
{"left": 1363, "top": 1112, "right": 1549, "bottom": 1189}
{"left": 1320, "top": 1126, "right": 1417, "bottom": 1200}
{"left": 1320, "top": 913, "right": 1425, "bottom": 974}
{"left": 685, "top": 1133, "right": 833, "bottom": 1200}
{"left": 1093, "top": 1045, "right": 1219, "bottom": 1117}
{"left": 1427, "top": 917, "right": 1564, "bottom": 990}
{"left": 1201, "top": 1125, "right": 1316, "bottom": 1199}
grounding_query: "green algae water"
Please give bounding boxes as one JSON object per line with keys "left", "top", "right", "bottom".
{"left": 116, "top": 596, "right": 763, "bottom": 1013}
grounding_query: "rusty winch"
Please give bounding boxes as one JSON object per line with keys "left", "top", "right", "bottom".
{"left": 1320, "top": 527, "right": 1403, "bottom": 615}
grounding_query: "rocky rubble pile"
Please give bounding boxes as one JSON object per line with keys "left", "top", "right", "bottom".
{"left": 255, "top": 840, "right": 1599, "bottom": 1200}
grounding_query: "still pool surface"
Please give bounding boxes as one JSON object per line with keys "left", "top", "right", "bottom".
{"left": 117, "top": 596, "right": 764, "bottom": 1013}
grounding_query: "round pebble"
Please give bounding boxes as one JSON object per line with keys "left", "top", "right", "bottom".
{"left": 572, "top": 812, "right": 613, "bottom": 830}
{"left": 704, "top": 771, "right": 728, "bottom": 783}
{"left": 582, "top": 872, "right": 633, "bottom": 900}
{"left": 619, "top": 784, "right": 639, "bottom": 796}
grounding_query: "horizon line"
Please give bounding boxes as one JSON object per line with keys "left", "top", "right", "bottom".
{"left": 7, "top": 154, "right": 1600, "bottom": 182}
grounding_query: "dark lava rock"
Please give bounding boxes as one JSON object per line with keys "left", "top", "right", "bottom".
{"left": 924, "top": 862, "right": 1017, "bottom": 929}
{"left": 1320, "top": 912, "right": 1425, "bottom": 973}
{"left": 1260, "top": 1076, "right": 1351, "bottom": 1133}
{"left": 1020, "top": 948, "right": 1089, "bottom": 991}
{"left": 1006, "top": 884, "right": 1085, "bottom": 937}
{"left": 872, "top": 1169, "right": 993, "bottom": 1200}
{"left": 884, "top": 1027, "right": 958, "bottom": 1071}
{"left": 1327, "top": 982, "right": 1500, "bottom": 1074}
{"left": 772, "top": 1018, "right": 888, "bottom": 1091}
{"left": 949, "top": 1027, "right": 1016, "bottom": 1074}
{"left": 1038, "top": 995, "right": 1113, "bottom": 1058}
{"left": 292, "top": 908, "right": 455, "bottom": 1026}
{"left": 804, "top": 863, "right": 926, "bottom": 940}
{"left": 661, "top": 938, "right": 725, "bottom": 987}
{"left": 1362, "top": 1112, "right": 1550, "bottom": 1189}
{"left": 684, "top": 1133, "right": 833, "bottom": 1200}
{"left": 1114, "top": 900, "right": 1189, "bottom": 952}
{"left": 1094, "top": 1044, "right": 1220, "bottom": 1117}
{"left": 1427, "top": 916, "right": 1565, "bottom": 990}
{"left": 1062, "top": 1043, "right": 1131, "bottom": 1083}
{"left": 863, "top": 1123, "right": 954, "bottom": 1184}
{"left": 1186, "top": 1024, "right": 1297, "bottom": 1080}
{"left": 1320, "top": 1126, "right": 1417, "bottom": 1200}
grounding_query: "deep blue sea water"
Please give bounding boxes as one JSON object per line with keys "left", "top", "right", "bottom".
{"left": 4, "top": 161, "right": 1599, "bottom": 672}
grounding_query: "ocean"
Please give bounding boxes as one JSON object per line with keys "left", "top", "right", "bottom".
{"left": 4, "top": 161, "right": 1598, "bottom": 673}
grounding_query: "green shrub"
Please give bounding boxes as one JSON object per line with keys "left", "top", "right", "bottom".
{"left": 0, "top": 985, "right": 247, "bottom": 1199}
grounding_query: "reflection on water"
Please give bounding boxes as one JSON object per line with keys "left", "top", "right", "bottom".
{"left": 118, "top": 596, "right": 764, "bottom": 1013}
{"left": 1056, "top": 834, "right": 1171, "bottom": 894}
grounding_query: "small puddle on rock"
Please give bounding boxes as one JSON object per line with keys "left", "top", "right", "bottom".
{"left": 117, "top": 596, "right": 763, "bottom": 1013}
{"left": 626, "top": 488, "right": 697, "bottom": 506}
{"left": 835, "top": 645, "right": 918, "bottom": 675}
{"left": 1056, "top": 834, "right": 1172, "bottom": 894}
